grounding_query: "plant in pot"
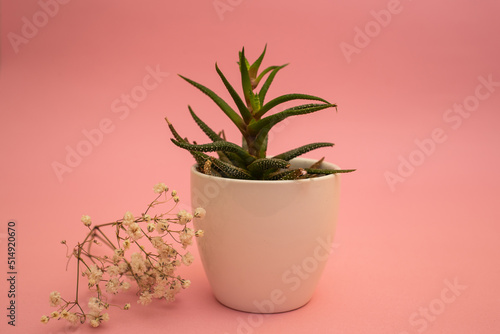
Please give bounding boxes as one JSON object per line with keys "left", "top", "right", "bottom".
{"left": 165, "top": 46, "right": 354, "bottom": 313}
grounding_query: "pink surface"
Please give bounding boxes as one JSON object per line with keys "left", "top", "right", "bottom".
{"left": 1, "top": 0, "right": 499, "bottom": 333}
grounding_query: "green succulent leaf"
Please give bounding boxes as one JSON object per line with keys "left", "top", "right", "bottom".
{"left": 215, "top": 63, "right": 252, "bottom": 123}
{"left": 186, "top": 108, "right": 247, "bottom": 167}
{"left": 178, "top": 74, "right": 245, "bottom": 132}
{"left": 209, "top": 157, "right": 253, "bottom": 179}
{"left": 250, "top": 103, "right": 335, "bottom": 157}
{"left": 216, "top": 151, "right": 231, "bottom": 163}
{"left": 309, "top": 157, "right": 325, "bottom": 169}
{"left": 166, "top": 118, "right": 219, "bottom": 172}
{"left": 249, "top": 44, "right": 267, "bottom": 83}
{"left": 250, "top": 92, "right": 261, "bottom": 113}
{"left": 188, "top": 106, "right": 222, "bottom": 142}
{"left": 247, "top": 158, "right": 290, "bottom": 173}
{"left": 165, "top": 117, "right": 186, "bottom": 143}
{"left": 239, "top": 48, "right": 254, "bottom": 109}
{"left": 170, "top": 139, "right": 255, "bottom": 165}
{"left": 256, "top": 93, "right": 330, "bottom": 119}
{"left": 258, "top": 64, "right": 288, "bottom": 104}
{"left": 238, "top": 51, "right": 250, "bottom": 69}
{"left": 249, "top": 103, "right": 336, "bottom": 136}
{"left": 253, "top": 65, "right": 277, "bottom": 88}
{"left": 267, "top": 168, "right": 307, "bottom": 180}
{"left": 304, "top": 168, "right": 356, "bottom": 175}
{"left": 273, "top": 142, "right": 334, "bottom": 161}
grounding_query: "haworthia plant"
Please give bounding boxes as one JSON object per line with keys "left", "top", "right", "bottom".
{"left": 166, "top": 46, "right": 355, "bottom": 180}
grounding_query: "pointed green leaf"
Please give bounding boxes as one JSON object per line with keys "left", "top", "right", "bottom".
{"left": 309, "top": 157, "right": 325, "bottom": 169}
{"left": 209, "top": 157, "right": 252, "bottom": 179}
{"left": 170, "top": 139, "right": 255, "bottom": 165}
{"left": 273, "top": 142, "right": 334, "bottom": 161}
{"left": 249, "top": 44, "right": 267, "bottom": 81}
{"left": 250, "top": 92, "right": 261, "bottom": 113}
{"left": 248, "top": 103, "right": 336, "bottom": 135}
{"left": 215, "top": 63, "right": 252, "bottom": 123}
{"left": 178, "top": 74, "right": 245, "bottom": 131}
{"left": 188, "top": 106, "right": 222, "bottom": 142}
{"left": 304, "top": 168, "right": 356, "bottom": 175}
{"left": 239, "top": 48, "right": 253, "bottom": 108}
{"left": 247, "top": 158, "right": 290, "bottom": 173}
{"left": 254, "top": 65, "right": 278, "bottom": 88}
{"left": 250, "top": 103, "right": 335, "bottom": 156}
{"left": 238, "top": 51, "right": 250, "bottom": 69}
{"left": 258, "top": 64, "right": 288, "bottom": 104}
{"left": 267, "top": 168, "right": 307, "bottom": 180}
{"left": 216, "top": 151, "right": 231, "bottom": 163}
{"left": 165, "top": 117, "right": 186, "bottom": 143}
{"left": 184, "top": 111, "right": 246, "bottom": 168}
{"left": 256, "top": 93, "right": 330, "bottom": 119}
{"left": 165, "top": 118, "right": 222, "bottom": 173}
{"left": 225, "top": 153, "right": 248, "bottom": 168}
{"left": 217, "top": 146, "right": 248, "bottom": 169}
{"left": 170, "top": 138, "right": 232, "bottom": 153}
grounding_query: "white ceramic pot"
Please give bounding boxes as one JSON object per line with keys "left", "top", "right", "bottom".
{"left": 191, "top": 158, "right": 341, "bottom": 313}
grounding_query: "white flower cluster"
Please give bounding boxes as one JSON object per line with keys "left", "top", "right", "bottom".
{"left": 42, "top": 183, "right": 206, "bottom": 328}
{"left": 81, "top": 215, "right": 92, "bottom": 227}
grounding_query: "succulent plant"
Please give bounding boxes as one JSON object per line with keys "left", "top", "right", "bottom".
{"left": 166, "top": 46, "right": 355, "bottom": 180}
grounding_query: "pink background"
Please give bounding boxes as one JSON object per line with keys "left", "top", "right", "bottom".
{"left": 1, "top": 0, "right": 499, "bottom": 333}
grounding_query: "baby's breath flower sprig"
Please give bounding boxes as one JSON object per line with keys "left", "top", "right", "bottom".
{"left": 42, "top": 183, "right": 206, "bottom": 328}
